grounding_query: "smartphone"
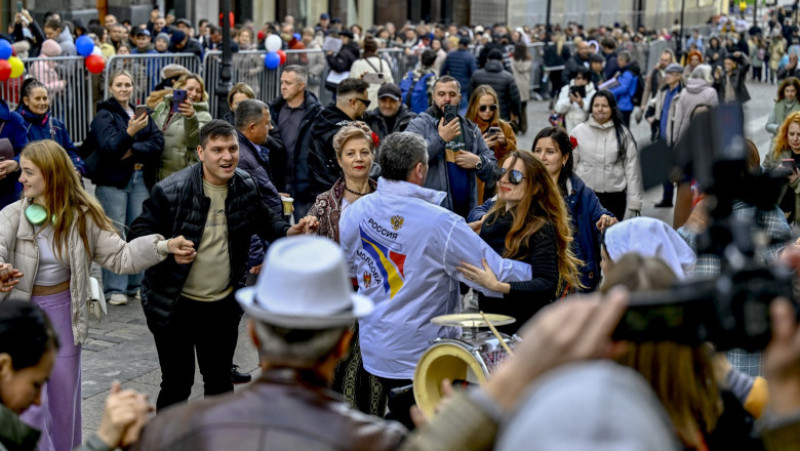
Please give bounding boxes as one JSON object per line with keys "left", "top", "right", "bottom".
{"left": 443, "top": 104, "right": 458, "bottom": 124}
{"left": 362, "top": 73, "right": 384, "bottom": 84}
{"left": 569, "top": 84, "right": 586, "bottom": 98}
{"left": 487, "top": 126, "right": 501, "bottom": 135}
{"left": 171, "top": 89, "right": 187, "bottom": 112}
{"left": 0, "top": 138, "right": 12, "bottom": 162}
{"left": 16, "top": 1, "right": 22, "bottom": 13}
{"left": 134, "top": 105, "right": 148, "bottom": 119}
{"left": 782, "top": 158, "right": 797, "bottom": 172}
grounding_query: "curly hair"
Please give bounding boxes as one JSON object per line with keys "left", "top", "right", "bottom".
{"left": 332, "top": 121, "right": 374, "bottom": 161}
{"left": 773, "top": 111, "right": 800, "bottom": 159}
{"left": 486, "top": 151, "right": 584, "bottom": 290}
{"left": 776, "top": 77, "right": 800, "bottom": 102}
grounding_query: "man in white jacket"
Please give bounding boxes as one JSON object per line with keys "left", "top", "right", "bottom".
{"left": 339, "top": 132, "right": 531, "bottom": 423}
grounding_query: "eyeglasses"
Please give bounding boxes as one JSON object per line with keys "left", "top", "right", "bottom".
{"left": 355, "top": 97, "right": 371, "bottom": 107}
{"left": 496, "top": 167, "right": 525, "bottom": 185}
{"left": 479, "top": 104, "right": 498, "bottom": 112}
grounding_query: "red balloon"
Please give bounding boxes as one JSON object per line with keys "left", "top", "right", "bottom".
{"left": 0, "top": 60, "right": 10, "bottom": 82}
{"left": 277, "top": 50, "right": 286, "bottom": 65}
{"left": 85, "top": 54, "right": 105, "bottom": 74}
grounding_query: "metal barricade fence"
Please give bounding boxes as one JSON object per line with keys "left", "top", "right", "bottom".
{"left": 0, "top": 56, "right": 93, "bottom": 145}
{"left": 203, "top": 48, "right": 325, "bottom": 114}
{"left": 103, "top": 53, "right": 202, "bottom": 107}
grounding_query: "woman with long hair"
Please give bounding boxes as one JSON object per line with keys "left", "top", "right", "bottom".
{"left": 465, "top": 85, "right": 517, "bottom": 202}
{"left": 0, "top": 141, "right": 192, "bottom": 451}
{"left": 571, "top": 90, "right": 643, "bottom": 220}
{"left": 458, "top": 151, "right": 583, "bottom": 333}
{"left": 152, "top": 73, "right": 213, "bottom": 180}
{"left": 532, "top": 126, "right": 616, "bottom": 291}
{"left": 349, "top": 36, "right": 394, "bottom": 106}
{"left": 765, "top": 77, "right": 800, "bottom": 143}
{"left": 83, "top": 70, "right": 164, "bottom": 306}
{"left": 764, "top": 111, "right": 800, "bottom": 225}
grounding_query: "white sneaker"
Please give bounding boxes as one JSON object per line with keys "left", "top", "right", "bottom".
{"left": 108, "top": 293, "right": 128, "bottom": 306}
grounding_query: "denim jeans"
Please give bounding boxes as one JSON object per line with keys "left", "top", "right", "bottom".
{"left": 95, "top": 169, "right": 149, "bottom": 296}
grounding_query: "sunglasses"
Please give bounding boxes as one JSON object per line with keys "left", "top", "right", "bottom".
{"left": 355, "top": 97, "right": 371, "bottom": 107}
{"left": 496, "top": 167, "right": 525, "bottom": 185}
{"left": 479, "top": 104, "right": 498, "bottom": 112}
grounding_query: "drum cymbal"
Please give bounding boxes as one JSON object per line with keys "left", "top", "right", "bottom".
{"left": 430, "top": 313, "right": 516, "bottom": 328}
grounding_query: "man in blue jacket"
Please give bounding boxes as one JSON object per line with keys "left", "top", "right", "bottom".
{"left": 609, "top": 51, "right": 640, "bottom": 127}
{"left": 439, "top": 37, "right": 477, "bottom": 113}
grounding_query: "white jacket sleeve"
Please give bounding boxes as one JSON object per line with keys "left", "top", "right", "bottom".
{"left": 623, "top": 132, "right": 644, "bottom": 211}
{"left": 553, "top": 84, "right": 572, "bottom": 115}
{"left": 90, "top": 220, "right": 167, "bottom": 275}
{"left": 441, "top": 216, "right": 531, "bottom": 298}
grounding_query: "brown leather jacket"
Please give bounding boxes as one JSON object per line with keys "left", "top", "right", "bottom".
{"left": 133, "top": 369, "right": 407, "bottom": 451}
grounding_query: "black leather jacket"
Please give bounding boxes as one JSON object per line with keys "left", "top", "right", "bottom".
{"left": 129, "top": 164, "right": 290, "bottom": 329}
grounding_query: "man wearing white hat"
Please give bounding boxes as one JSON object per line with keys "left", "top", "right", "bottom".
{"left": 134, "top": 236, "right": 408, "bottom": 449}
{"left": 338, "top": 132, "right": 531, "bottom": 421}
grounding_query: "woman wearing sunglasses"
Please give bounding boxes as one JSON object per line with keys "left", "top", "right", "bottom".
{"left": 465, "top": 85, "right": 517, "bottom": 201}
{"left": 457, "top": 151, "right": 583, "bottom": 334}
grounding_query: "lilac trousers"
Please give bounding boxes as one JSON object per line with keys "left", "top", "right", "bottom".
{"left": 20, "top": 290, "right": 82, "bottom": 451}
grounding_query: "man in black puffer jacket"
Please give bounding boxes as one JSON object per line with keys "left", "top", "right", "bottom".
{"left": 468, "top": 50, "right": 521, "bottom": 122}
{"left": 129, "top": 120, "right": 318, "bottom": 412}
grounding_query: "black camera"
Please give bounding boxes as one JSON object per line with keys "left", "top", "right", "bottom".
{"left": 615, "top": 104, "right": 796, "bottom": 351}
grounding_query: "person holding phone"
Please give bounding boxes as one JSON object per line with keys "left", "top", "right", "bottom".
{"left": 350, "top": 37, "right": 394, "bottom": 107}
{"left": 152, "top": 74, "right": 212, "bottom": 180}
{"left": 764, "top": 111, "right": 800, "bottom": 225}
{"left": 406, "top": 76, "right": 498, "bottom": 218}
{"left": 82, "top": 70, "right": 164, "bottom": 306}
{"left": 554, "top": 67, "right": 596, "bottom": 133}
{"left": 465, "top": 85, "right": 517, "bottom": 202}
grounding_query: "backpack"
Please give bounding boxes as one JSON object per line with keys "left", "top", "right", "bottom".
{"left": 630, "top": 71, "right": 646, "bottom": 106}
{"left": 399, "top": 70, "right": 436, "bottom": 113}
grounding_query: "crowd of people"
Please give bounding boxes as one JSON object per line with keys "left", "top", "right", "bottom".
{"left": 3, "top": 6, "right": 800, "bottom": 451}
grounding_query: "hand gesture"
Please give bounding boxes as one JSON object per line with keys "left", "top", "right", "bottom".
{"left": 0, "top": 263, "right": 23, "bottom": 292}
{"left": 288, "top": 216, "right": 319, "bottom": 236}
{"left": 453, "top": 151, "right": 480, "bottom": 170}
{"left": 438, "top": 117, "right": 461, "bottom": 143}
{"left": 177, "top": 100, "right": 194, "bottom": 118}
{"left": 150, "top": 9, "right": 160, "bottom": 22}
{"left": 482, "top": 131, "right": 498, "bottom": 148}
{"left": 95, "top": 381, "right": 152, "bottom": 448}
{"left": 789, "top": 167, "right": 800, "bottom": 185}
{"left": 595, "top": 214, "right": 617, "bottom": 232}
{"left": 168, "top": 236, "right": 196, "bottom": 264}
{"left": 468, "top": 214, "right": 486, "bottom": 234}
{"left": 0, "top": 160, "right": 20, "bottom": 182}
{"left": 457, "top": 258, "right": 499, "bottom": 291}
{"left": 127, "top": 113, "right": 149, "bottom": 137}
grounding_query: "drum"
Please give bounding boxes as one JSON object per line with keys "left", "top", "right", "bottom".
{"left": 414, "top": 331, "right": 520, "bottom": 418}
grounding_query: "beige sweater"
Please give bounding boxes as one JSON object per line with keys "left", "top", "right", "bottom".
{"left": 0, "top": 199, "right": 167, "bottom": 344}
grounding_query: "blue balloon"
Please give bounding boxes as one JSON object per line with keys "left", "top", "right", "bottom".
{"left": 76, "top": 35, "right": 94, "bottom": 57}
{"left": 0, "top": 40, "right": 12, "bottom": 60}
{"left": 293, "top": 33, "right": 301, "bottom": 41}
{"left": 264, "top": 52, "right": 280, "bottom": 70}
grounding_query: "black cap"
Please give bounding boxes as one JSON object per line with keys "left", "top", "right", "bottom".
{"left": 378, "top": 83, "right": 402, "bottom": 101}
{"left": 133, "top": 28, "right": 151, "bottom": 37}
{"left": 459, "top": 36, "right": 470, "bottom": 46}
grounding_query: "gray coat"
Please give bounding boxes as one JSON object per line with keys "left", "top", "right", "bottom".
{"left": 405, "top": 108, "right": 497, "bottom": 214}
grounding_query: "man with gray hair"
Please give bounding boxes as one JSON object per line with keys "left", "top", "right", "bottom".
{"left": 235, "top": 99, "right": 282, "bottom": 215}
{"left": 339, "top": 131, "right": 530, "bottom": 424}
{"left": 269, "top": 65, "right": 322, "bottom": 219}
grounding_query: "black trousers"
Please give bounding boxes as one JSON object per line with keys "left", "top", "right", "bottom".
{"left": 151, "top": 294, "right": 241, "bottom": 411}
{"left": 596, "top": 191, "right": 627, "bottom": 220}
{"left": 621, "top": 109, "right": 633, "bottom": 128}
{"left": 376, "top": 376, "right": 415, "bottom": 429}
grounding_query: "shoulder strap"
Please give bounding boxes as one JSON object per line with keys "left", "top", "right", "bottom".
{"left": 0, "top": 120, "right": 6, "bottom": 136}
{"left": 364, "top": 57, "right": 380, "bottom": 73}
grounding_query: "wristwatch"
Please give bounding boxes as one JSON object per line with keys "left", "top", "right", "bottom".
{"left": 475, "top": 157, "right": 483, "bottom": 171}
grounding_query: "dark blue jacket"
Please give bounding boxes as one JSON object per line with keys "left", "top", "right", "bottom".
{"left": 440, "top": 49, "right": 477, "bottom": 93}
{"left": 17, "top": 104, "right": 85, "bottom": 175}
{"left": 82, "top": 98, "right": 164, "bottom": 190}
{"left": 468, "top": 174, "right": 613, "bottom": 292}
{"left": 0, "top": 99, "right": 28, "bottom": 210}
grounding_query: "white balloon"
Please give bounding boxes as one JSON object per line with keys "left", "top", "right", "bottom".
{"left": 91, "top": 46, "right": 102, "bottom": 56}
{"left": 266, "top": 34, "right": 282, "bottom": 53}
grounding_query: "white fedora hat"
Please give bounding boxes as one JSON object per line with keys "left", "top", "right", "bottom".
{"left": 236, "top": 236, "right": 374, "bottom": 329}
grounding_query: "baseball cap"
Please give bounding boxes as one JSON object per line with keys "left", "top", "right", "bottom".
{"left": 133, "top": 28, "right": 151, "bottom": 37}
{"left": 378, "top": 83, "right": 402, "bottom": 101}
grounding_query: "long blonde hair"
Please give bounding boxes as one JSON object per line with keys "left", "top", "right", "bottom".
{"left": 20, "top": 141, "right": 116, "bottom": 260}
{"left": 486, "top": 151, "right": 583, "bottom": 290}
{"left": 600, "top": 253, "right": 722, "bottom": 449}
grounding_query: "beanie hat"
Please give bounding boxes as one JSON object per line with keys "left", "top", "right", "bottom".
{"left": 155, "top": 32, "right": 170, "bottom": 43}
{"left": 170, "top": 30, "right": 186, "bottom": 46}
{"left": 40, "top": 39, "right": 62, "bottom": 57}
